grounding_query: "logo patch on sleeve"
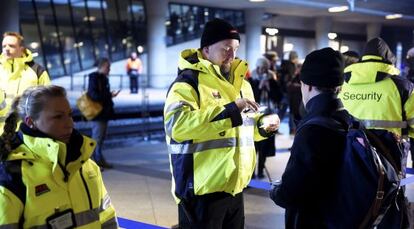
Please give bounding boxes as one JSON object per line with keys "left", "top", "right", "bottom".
{"left": 35, "top": 184, "right": 51, "bottom": 196}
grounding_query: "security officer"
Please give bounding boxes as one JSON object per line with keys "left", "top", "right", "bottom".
{"left": 164, "top": 18, "right": 280, "bottom": 228}
{"left": 0, "top": 86, "right": 117, "bottom": 228}
{"left": 0, "top": 32, "right": 50, "bottom": 134}
{"left": 339, "top": 37, "right": 414, "bottom": 228}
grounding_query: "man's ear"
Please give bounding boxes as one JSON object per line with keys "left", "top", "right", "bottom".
{"left": 24, "top": 116, "right": 35, "bottom": 128}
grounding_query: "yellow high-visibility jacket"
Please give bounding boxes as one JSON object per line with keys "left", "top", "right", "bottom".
{"left": 0, "top": 49, "right": 50, "bottom": 134}
{"left": 339, "top": 55, "right": 414, "bottom": 138}
{"left": 164, "top": 49, "right": 272, "bottom": 203}
{"left": 0, "top": 126, "right": 118, "bottom": 228}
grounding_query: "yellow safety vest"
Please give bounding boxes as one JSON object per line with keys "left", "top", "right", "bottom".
{"left": 0, "top": 130, "right": 117, "bottom": 228}
{"left": 0, "top": 49, "right": 51, "bottom": 134}
{"left": 339, "top": 55, "right": 414, "bottom": 138}
{"left": 164, "top": 49, "right": 270, "bottom": 203}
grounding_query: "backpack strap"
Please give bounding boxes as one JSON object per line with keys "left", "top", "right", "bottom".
{"left": 26, "top": 61, "right": 46, "bottom": 84}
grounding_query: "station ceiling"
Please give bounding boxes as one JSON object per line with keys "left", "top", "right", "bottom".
{"left": 175, "top": 0, "right": 414, "bottom": 27}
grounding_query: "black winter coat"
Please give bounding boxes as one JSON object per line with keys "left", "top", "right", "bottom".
{"left": 87, "top": 71, "right": 114, "bottom": 121}
{"left": 271, "top": 92, "right": 350, "bottom": 228}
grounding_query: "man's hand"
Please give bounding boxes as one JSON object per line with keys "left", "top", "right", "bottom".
{"left": 235, "top": 98, "right": 259, "bottom": 113}
{"left": 111, "top": 89, "right": 121, "bottom": 97}
{"left": 260, "top": 114, "right": 280, "bottom": 132}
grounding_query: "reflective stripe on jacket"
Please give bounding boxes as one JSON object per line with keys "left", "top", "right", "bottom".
{"left": 164, "top": 49, "right": 270, "bottom": 203}
{"left": 0, "top": 49, "right": 51, "bottom": 134}
{"left": 339, "top": 55, "right": 414, "bottom": 138}
{"left": 0, "top": 129, "right": 117, "bottom": 228}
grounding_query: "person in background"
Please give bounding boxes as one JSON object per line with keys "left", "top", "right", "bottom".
{"left": 279, "top": 51, "right": 299, "bottom": 134}
{"left": 342, "top": 50, "right": 360, "bottom": 67}
{"left": 126, "top": 51, "right": 143, "bottom": 94}
{"left": 0, "top": 32, "right": 50, "bottom": 134}
{"left": 250, "top": 57, "right": 278, "bottom": 179}
{"left": 0, "top": 85, "right": 118, "bottom": 228}
{"left": 164, "top": 18, "right": 280, "bottom": 228}
{"left": 339, "top": 37, "right": 413, "bottom": 228}
{"left": 88, "top": 57, "right": 119, "bottom": 169}
{"left": 270, "top": 47, "right": 350, "bottom": 228}
{"left": 286, "top": 63, "right": 304, "bottom": 135}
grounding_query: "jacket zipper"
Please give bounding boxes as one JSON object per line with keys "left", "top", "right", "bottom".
{"left": 80, "top": 167, "right": 93, "bottom": 209}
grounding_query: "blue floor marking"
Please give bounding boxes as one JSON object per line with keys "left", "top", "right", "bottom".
{"left": 117, "top": 167, "right": 414, "bottom": 228}
{"left": 248, "top": 179, "right": 271, "bottom": 191}
{"left": 118, "top": 217, "right": 167, "bottom": 229}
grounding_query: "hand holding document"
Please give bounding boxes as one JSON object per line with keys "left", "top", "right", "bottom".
{"left": 260, "top": 114, "right": 280, "bottom": 132}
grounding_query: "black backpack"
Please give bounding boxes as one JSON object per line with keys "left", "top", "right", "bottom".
{"left": 302, "top": 116, "right": 400, "bottom": 228}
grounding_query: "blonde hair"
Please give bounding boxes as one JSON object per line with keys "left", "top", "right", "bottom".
{"left": 3, "top": 32, "right": 25, "bottom": 47}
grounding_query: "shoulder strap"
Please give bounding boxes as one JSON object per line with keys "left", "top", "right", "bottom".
{"left": 168, "top": 69, "right": 200, "bottom": 101}
{"left": 27, "top": 61, "right": 46, "bottom": 83}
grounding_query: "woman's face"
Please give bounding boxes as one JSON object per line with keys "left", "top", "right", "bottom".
{"left": 33, "top": 96, "right": 74, "bottom": 143}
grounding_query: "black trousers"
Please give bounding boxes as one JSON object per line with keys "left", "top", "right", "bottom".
{"left": 129, "top": 74, "right": 138, "bottom": 93}
{"left": 178, "top": 192, "right": 244, "bottom": 229}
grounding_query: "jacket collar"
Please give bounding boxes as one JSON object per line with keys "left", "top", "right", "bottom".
{"left": 17, "top": 123, "right": 94, "bottom": 168}
{"left": 303, "top": 92, "right": 350, "bottom": 128}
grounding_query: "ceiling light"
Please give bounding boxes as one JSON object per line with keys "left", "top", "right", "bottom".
{"left": 328, "top": 32, "right": 337, "bottom": 40}
{"left": 328, "top": 6, "right": 349, "bottom": 13}
{"left": 385, "top": 14, "right": 403, "bottom": 20}
{"left": 283, "top": 43, "right": 294, "bottom": 52}
{"left": 265, "top": 28, "right": 279, "bottom": 36}
{"left": 340, "top": 46, "right": 349, "bottom": 53}
{"left": 249, "top": 0, "right": 266, "bottom": 2}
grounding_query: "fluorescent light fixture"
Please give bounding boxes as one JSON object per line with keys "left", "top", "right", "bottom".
{"left": 385, "top": 14, "right": 402, "bottom": 20}
{"left": 328, "top": 32, "right": 337, "bottom": 40}
{"left": 249, "top": 0, "right": 266, "bottom": 2}
{"left": 137, "top": 45, "right": 144, "bottom": 53}
{"left": 265, "top": 28, "right": 279, "bottom": 36}
{"left": 328, "top": 6, "right": 349, "bottom": 13}
{"left": 30, "top": 42, "right": 39, "bottom": 49}
{"left": 340, "top": 45, "right": 349, "bottom": 53}
{"left": 283, "top": 43, "right": 294, "bottom": 52}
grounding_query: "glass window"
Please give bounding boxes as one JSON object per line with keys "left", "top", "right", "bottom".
{"left": 71, "top": 0, "right": 96, "bottom": 69}
{"left": 105, "top": 0, "right": 126, "bottom": 61}
{"left": 85, "top": 0, "right": 110, "bottom": 59}
{"left": 32, "top": 0, "right": 66, "bottom": 77}
{"left": 20, "top": 0, "right": 46, "bottom": 75}
{"left": 53, "top": 0, "right": 82, "bottom": 74}
{"left": 166, "top": 3, "right": 245, "bottom": 46}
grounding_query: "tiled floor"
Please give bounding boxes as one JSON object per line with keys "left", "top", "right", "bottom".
{"left": 100, "top": 120, "right": 414, "bottom": 228}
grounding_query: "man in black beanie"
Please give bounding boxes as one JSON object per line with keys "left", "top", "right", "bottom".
{"left": 164, "top": 18, "right": 280, "bottom": 228}
{"left": 270, "top": 47, "right": 354, "bottom": 228}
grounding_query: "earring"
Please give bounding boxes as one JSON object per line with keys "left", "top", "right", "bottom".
{"left": 30, "top": 125, "right": 34, "bottom": 128}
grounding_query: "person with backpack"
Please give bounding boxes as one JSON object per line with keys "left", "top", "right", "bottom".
{"left": 339, "top": 37, "right": 414, "bottom": 228}
{"left": 269, "top": 47, "right": 354, "bottom": 228}
{"left": 0, "top": 32, "right": 50, "bottom": 134}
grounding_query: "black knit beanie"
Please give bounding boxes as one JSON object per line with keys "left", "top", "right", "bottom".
{"left": 200, "top": 18, "right": 240, "bottom": 48}
{"left": 300, "top": 47, "right": 344, "bottom": 88}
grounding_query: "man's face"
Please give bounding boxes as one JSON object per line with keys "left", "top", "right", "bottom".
{"left": 2, "top": 35, "right": 24, "bottom": 60}
{"left": 203, "top": 39, "right": 239, "bottom": 75}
